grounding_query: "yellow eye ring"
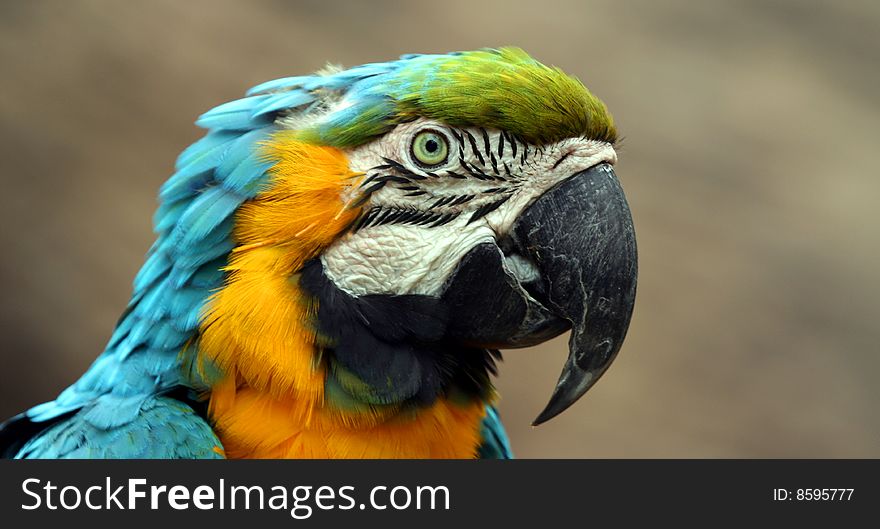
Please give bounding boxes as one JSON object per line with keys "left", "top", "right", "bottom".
{"left": 410, "top": 129, "right": 449, "bottom": 168}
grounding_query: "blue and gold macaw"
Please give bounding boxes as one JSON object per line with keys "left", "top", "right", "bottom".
{"left": 0, "top": 48, "right": 637, "bottom": 458}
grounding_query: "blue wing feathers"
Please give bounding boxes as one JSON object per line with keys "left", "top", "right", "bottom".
{"left": 16, "top": 397, "right": 223, "bottom": 459}
{"left": 186, "top": 257, "right": 227, "bottom": 288}
{"left": 221, "top": 155, "right": 275, "bottom": 196}
{"left": 197, "top": 95, "right": 271, "bottom": 121}
{"left": 477, "top": 406, "right": 514, "bottom": 459}
{"left": 174, "top": 130, "right": 239, "bottom": 170}
{"left": 170, "top": 186, "right": 244, "bottom": 249}
{"left": 245, "top": 75, "right": 311, "bottom": 96}
{"left": 152, "top": 198, "right": 190, "bottom": 235}
{"left": 195, "top": 95, "right": 275, "bottom": 131}
{"left": 133, "top": 250, "right": 172, "bottom": 294}
{"left": 167, "top": 254, "right": 221, "bottom": 290}
{"left": 253, "top": 90, "right": 314, "bottom": 117}
{"left": 166, "top": 286, "right": 207, "bottom": 325}
{"left": 147, "top": 320, "right": 190, "bottom": 351}
{"left": 170, "top": 238, "right": 236, "bottom": 277}
{"left": 216, "top": 128, "right": 269, "bottom": 175}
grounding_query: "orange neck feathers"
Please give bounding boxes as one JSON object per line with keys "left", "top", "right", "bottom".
{"left": 194, "top": 135, "right": 487, "bottom": 458}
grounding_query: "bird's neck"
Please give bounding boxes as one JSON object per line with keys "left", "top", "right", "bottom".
{"left": 192, "top": 245, "right": 491, "bottom": 458}
{"left": 185, "top": 143, "right": 496, "bottom": 458}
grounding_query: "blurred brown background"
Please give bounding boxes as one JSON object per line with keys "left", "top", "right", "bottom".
{"left": 1, "top": 0, "right": 878, "bottom": 457}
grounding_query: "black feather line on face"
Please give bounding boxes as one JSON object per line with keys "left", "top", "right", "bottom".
{"left": 464, "top": 130, "right": 485, "bottom": 167}
{"left": 455, "top": 136, "right": 466, "bottom": 161}
{"left": 460, "top": 159, "right": 491, "bottom": 181}
{"left": 450, "top": 194, "right": 476, "bottom": 206}
{"left": 351, "top": 177, "right": 385, "bottom": 208}
{"left": 298, "top": 260, "right": 497, "bottom": 408}
{"left": 362, "top": 181, "right": 386, "bottom": 195}
{"left": 371, "top": 210, "right": 390, "bottom": 225}
{"left": 450, "top": 129, "right": 465, "bottom": 147}
{"left": 355, "top": 205, "right": 463, "bottom": 230}
{"left": 429, "top": 195, "right": 463, "bottom": 209}
{"left": 480, "top": 128, "right": 492, "bottom": 162}
{"left": 430, "top": 213, "right": 458, "bottom": 227}
{"left": 361, "top": 173, "right": 382, "bottom": 186}
{"left": 380, "top": 175, "right": 415, "bottom": 185}
{"left": 488, "top": 152, "right": 500, "bottom": 178}
{"left": 380, "top": 157, "right": 427, "bottom": 180}
{"left": 467, "top": 194, "right": 512, "bottom": 224}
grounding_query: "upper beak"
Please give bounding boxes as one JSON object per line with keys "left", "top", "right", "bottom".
{"left": 441, "top": 163, "right": 638, "bottom": 425}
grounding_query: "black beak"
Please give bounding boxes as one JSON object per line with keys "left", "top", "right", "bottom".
{"left": 441, "top": 163, "right": 637, "bottom": 425}
{"left": 511, "top": 163, "right": 638, "bottom": 424}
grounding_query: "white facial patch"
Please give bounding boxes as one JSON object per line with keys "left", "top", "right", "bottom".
{"left": 320, "top": 118, "right": 617, "bottom": 296}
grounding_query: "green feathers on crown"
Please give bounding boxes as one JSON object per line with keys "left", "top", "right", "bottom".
{"left": 298, "top": 47, "right": 617, "bottom": 148}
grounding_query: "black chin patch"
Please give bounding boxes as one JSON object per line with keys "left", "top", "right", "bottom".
{"left": 298, "top": 260, "right": 497, "bottom": 407}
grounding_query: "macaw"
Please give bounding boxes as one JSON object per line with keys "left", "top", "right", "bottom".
{"left": 0, "top": 48, "right": 637, "bottom": 459}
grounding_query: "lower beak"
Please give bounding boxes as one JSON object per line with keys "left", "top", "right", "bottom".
{"left": 442, "top": 163, "right": 638, "bottom": 425}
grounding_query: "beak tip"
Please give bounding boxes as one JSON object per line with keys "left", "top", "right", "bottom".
{"left": 532, "top": 361, "right": 606, "bottom": 426}
{"left": 530, "top": 414, "right": 548, "bottom": 427}
{"left": 531, "top": 396, "right": 576, "bottom": 426}
{"left": 530, "top": 384, "right": 583, "bottom": 427}
{"left": 530, "top": 414, "right": 552, "bottom": 427}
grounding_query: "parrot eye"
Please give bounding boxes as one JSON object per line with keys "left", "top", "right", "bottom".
{"left": 410, "top": 129, "right": 449, "bottom": 168}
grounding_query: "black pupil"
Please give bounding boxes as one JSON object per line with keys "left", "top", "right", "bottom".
{"left": 425, "top": 139, "right": 438, "bottom": 153}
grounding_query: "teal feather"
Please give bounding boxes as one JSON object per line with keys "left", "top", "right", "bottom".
{"left": 170, "top": 237, "right": 235, "bottom": 276}
{"left": 252, "top": 89, "right": 314, "bottom": 116}
{"left": 169, "top": 186, "right": 244, "bottom": 249}
{"left": 215, "top": 128, "right": 276, "bottom": 195}
{"left": 245, "top": 75, "right": 309, "bottom": 96}
{"left": 16, "top": 397, "right": 222, "bottom": 459}
{"left": 152, "top": 198, "right": 189, "bottom": 235}
{"left": 186, "top": 257, "right": 227, "bottom": 288}
{"left": 133, "top": 250, "right": 171, "bottom": 294}
{"left": 195, "top": 95, "right": 274, "bottom": 131}
{"left": 174, "top": 130, "right": 239, "bottom": 170}
{"left": 477, "top": 406, "right": 514, "bottom": 459}
{"left": 166, "top": 287, "right": 207, "bottom": 332}
{"left": 215, "top": 128, "right": 267, "bottom": 175}
{"left": 147, "top": 320, "right": 190, "bottom": 350}
{"left": 161, "top": 138, "right": 233, "bottom": 203}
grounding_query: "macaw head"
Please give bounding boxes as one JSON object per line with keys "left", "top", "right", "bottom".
{"left": 171, "top": 47, "right": 636, "bottom": 428}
